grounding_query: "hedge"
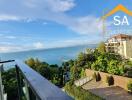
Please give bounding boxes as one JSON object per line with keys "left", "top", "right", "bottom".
{"left": 64, "top": 81, "right": 103, "bottom": 100}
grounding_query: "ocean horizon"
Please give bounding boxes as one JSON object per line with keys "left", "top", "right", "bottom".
{"left": 0, "top": 44, "right": 97, "bottom": 65}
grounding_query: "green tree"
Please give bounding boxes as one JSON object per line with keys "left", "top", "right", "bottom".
{"left": 86, "top": 48, "right": 93, "bottom": 54}
{"left": 93, "top": 49, "right": 101, "bottom": 58}
{"left": 58, "top": 67, "right": 64, "bottom": 86}
{"left": 91, "top": 62, "right": 100, "bottom": 71}
{"left": 25, "top": 58, "right": 35, "bottom": 69}
{"left": 77, "top": 52, "right": 86, "bottom": 67}
{"left": 37, "top": 64, "right": 50, "bottom": 79}
{"left": 25, "top": 58, "right": 62, "bottom": 85}
{"left": 97, "top": 42, "right": 106, "bottom": 53}
{"left": 127, "top": 81, "right": 132, "bottom": 92}
{"left": 70, "top": 66, "right": 80, "bottom": 80}
{"left": 107, "top": 60, "right": 120, "bottom": 75}
{"left": 80, "top": 68, "right": 85, "bottom": 78}
{"left": 2, "top": 68, "right": 18, "bottom": 100}
{"left": 68, "top": 59, "right": 74, "bottom": 67}
{"left": 97, "top": 59, "right": 107, "bottom": 72}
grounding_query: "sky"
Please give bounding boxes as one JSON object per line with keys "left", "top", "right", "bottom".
{"left": 0, "top": 0, "right": 132, "bottom": 53}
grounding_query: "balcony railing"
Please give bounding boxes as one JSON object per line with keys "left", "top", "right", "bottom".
{"left": 0, "top": 60, "right": 72, "bottom": 100}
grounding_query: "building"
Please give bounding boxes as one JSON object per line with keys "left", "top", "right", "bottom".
{"left": 105, "top": 34, "right": 132, "bottom": 60}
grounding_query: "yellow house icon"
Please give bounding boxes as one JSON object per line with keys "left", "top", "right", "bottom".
{"left": 102, "top": 4, "right": 132, "bottom": 19}
{"left": 101, "top": 4, "right": 132, "bottom": 35}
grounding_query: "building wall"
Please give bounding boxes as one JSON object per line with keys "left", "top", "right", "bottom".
{"left": 125, "top": 40, "right": 132, "bottom": 59}
{"left": 85, "top": 69, "right": 132, "bottom": 90}
{"left": 118, "top": 41, "right": 124, "bottom": 57}
{"left": 118, "top": 41, "right": 132, "bottom": 59}
{"left": 106, "top": 40, "right": 132, "bottom": 60}
{"left": 123, "top": 41, "right": 127, "bottom": 58}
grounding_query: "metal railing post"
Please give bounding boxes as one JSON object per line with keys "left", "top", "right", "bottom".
{"left": 0, "top": 70, "right": 4, "bottom": 100}
{"left": 23, "top": 79, "right": 30, "bottom": 100}
{"left": 1, "top": 60, "right": 72, "bottom": 100}
{"left": 0, "top": 60, "right": 15, "bottom": 100}
{"left": 15, "top": 65, "right": 22, "bottom": 100}
{"left": 0, "top": 64, "right": 4, "bottom": 100}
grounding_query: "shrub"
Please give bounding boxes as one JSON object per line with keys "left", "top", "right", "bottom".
{"left": 126, "top": 71, "right": 132, "bottom": 78}
{"left": 2, "top": 68, "right": 18, "bottom": 100}
{"left": 106, "top": 75, "right": 114, "bottom": 86}
{"left": 96, "top": 72, "right": 101, "bottom": 81}
{"left": 106, "top": 75, "right": 109, "bottom": 83}
{"left": 109, "top": 76, "right": 114, "bottom": 85}
{"left": 127, "top": 81, "right": 132, "bottom": 92}
{"left": 93, "top": 72, "right": 97, "bottom": 79}
{"left": 93, "top": 72, "right": 101, "bottom": 82}
{"left": 65, "top": 81, "right": 102, "bottom": 100}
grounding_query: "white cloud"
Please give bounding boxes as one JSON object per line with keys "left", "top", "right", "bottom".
{"left": 0, "top": 34, "right": 16, "bottom": 39}
{"left": 42, "top": 22, "right": 48, "bottom": 25}
{"left": 24, "top": 0, "right": 75, "bottom": 12}
{"left": 0, "top": 0, "right": 103, "bottom": 35}
{"left": 33, "top": 42, "right": 44, "bottom": 49}
{"left": 0, "top": 0, "right": 75, "bottom": 22}
{"left": 0, "top": 15, "right": 21, "bottom": 21}
{"left": 0, "top": 0, "right": 105, "bottom": 53}
{"left": 25, "top": 18, "right": 34, "bottom": 23}
{"left": 0, "top": 42, "right": 44, "bottom": 53}
{"left": 5, "top": 36, "right": 16, "bottom": 39}
{"left": 69, "top": 16, "right": 103, "bottom": 35}
{"left": 0, "top": 45, "right": 23, "bottom": 53}
{"left": 47, "top": 0, "right": 75, "bottom": 12}
{"left": 43, "top": 36, "right": 103, "bottom": 49}
{"left": 0, "top": 35, "right": 102, "bottom": 53}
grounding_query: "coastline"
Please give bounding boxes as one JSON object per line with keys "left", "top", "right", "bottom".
{"left": 0, "top": 44, "right": 97, "bottom": 65}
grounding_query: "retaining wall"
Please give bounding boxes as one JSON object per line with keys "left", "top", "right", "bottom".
{"left": 85, "top": 69, "right": 132, "bottom": 90}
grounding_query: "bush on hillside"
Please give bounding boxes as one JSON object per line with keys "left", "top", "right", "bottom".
{"left": 93, "top": 72, "right": 97, "bottom": 80}
{"left": 106, "top": 75, "right": 114, "bottom": 86}
{"left": 2, "top": 68, "right": 18, "bottom": 100}
{"left": 65, "top": 81, "right": 102, "bottom": 100}
{"left": 92, "top": 72, "right": 101, "bottom": 82}
{"left": 127, "top": 81, "right": 132, "bottom": 93}
{"left": 96, "top": 72, "right": 101, "bottom": 81}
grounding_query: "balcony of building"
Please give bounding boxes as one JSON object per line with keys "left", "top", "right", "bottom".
{"left": 0, "top": 60, "right": 72, "bottom": 100}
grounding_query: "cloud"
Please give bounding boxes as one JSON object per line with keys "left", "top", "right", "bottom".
{"left": 69, "top": 16, "right": 103, "bottom": 35}
{"left": 0, "top": 0, "right": 75, "bottom": 16}
{"left": 0, "top": 0, "right": 104, "bottom": 53}
{"left": 0, "top": 15, "right": 21, "bottom": 21}
{"left": 0, "top": 0, "right": 103, "bottom": 35}
{"left": 0, "top": 34, "right": 99, "bottom": 53}
{"left": 33, "top": 42, "right": 44, "bottom": 49}
{"left": 43, "top": 36, "right": 103, "bottom": 49}
{"left": 0, "top": 45, "right": 24, "bottom": 53}
{"left": 0, "top": 42, "right": 44, "bottom": 53}
{"left": 0, "top": 35, "right": 102, "bottom": 53}
{"left": 5, "top": 36, "right": 16, "bottom": 39}
{"left": 47, "top": 0, "right": 75, "bottom": 12}
{"left": 42, "top": 22, "right": 48, "bottom": 25}
{"left": 0, "top": 34, "right": 16, "bottom": 39}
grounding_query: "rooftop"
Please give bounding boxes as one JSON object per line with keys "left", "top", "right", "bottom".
{"left": 111, "top": 34, "right": 132, "bottom": 39}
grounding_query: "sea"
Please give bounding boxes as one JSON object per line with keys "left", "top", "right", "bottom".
{"left": 0, "top": 44, "right": 97, "bottom": 66}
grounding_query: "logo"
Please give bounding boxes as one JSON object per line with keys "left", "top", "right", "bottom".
{"left": 102, "top": 4, "right": 132, "bottom": 35}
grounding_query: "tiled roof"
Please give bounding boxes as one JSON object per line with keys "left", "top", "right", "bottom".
{"left": 111, "top": 34, "right": 132, "bottom": 39}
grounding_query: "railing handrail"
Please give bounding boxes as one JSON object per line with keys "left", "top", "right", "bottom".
{"left": 0, "top": 60, "right": 15, "bottom": 64}
{"left": 15, "top": 60, "right": 72, "bottom": 100}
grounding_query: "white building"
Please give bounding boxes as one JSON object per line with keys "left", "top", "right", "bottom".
{"left": 105, "top": 34, "right": 132, "bottom": 60}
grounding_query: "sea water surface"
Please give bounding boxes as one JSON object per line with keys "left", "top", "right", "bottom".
{"left": 0, "top": 44, "right": 97, "bottom": 65}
